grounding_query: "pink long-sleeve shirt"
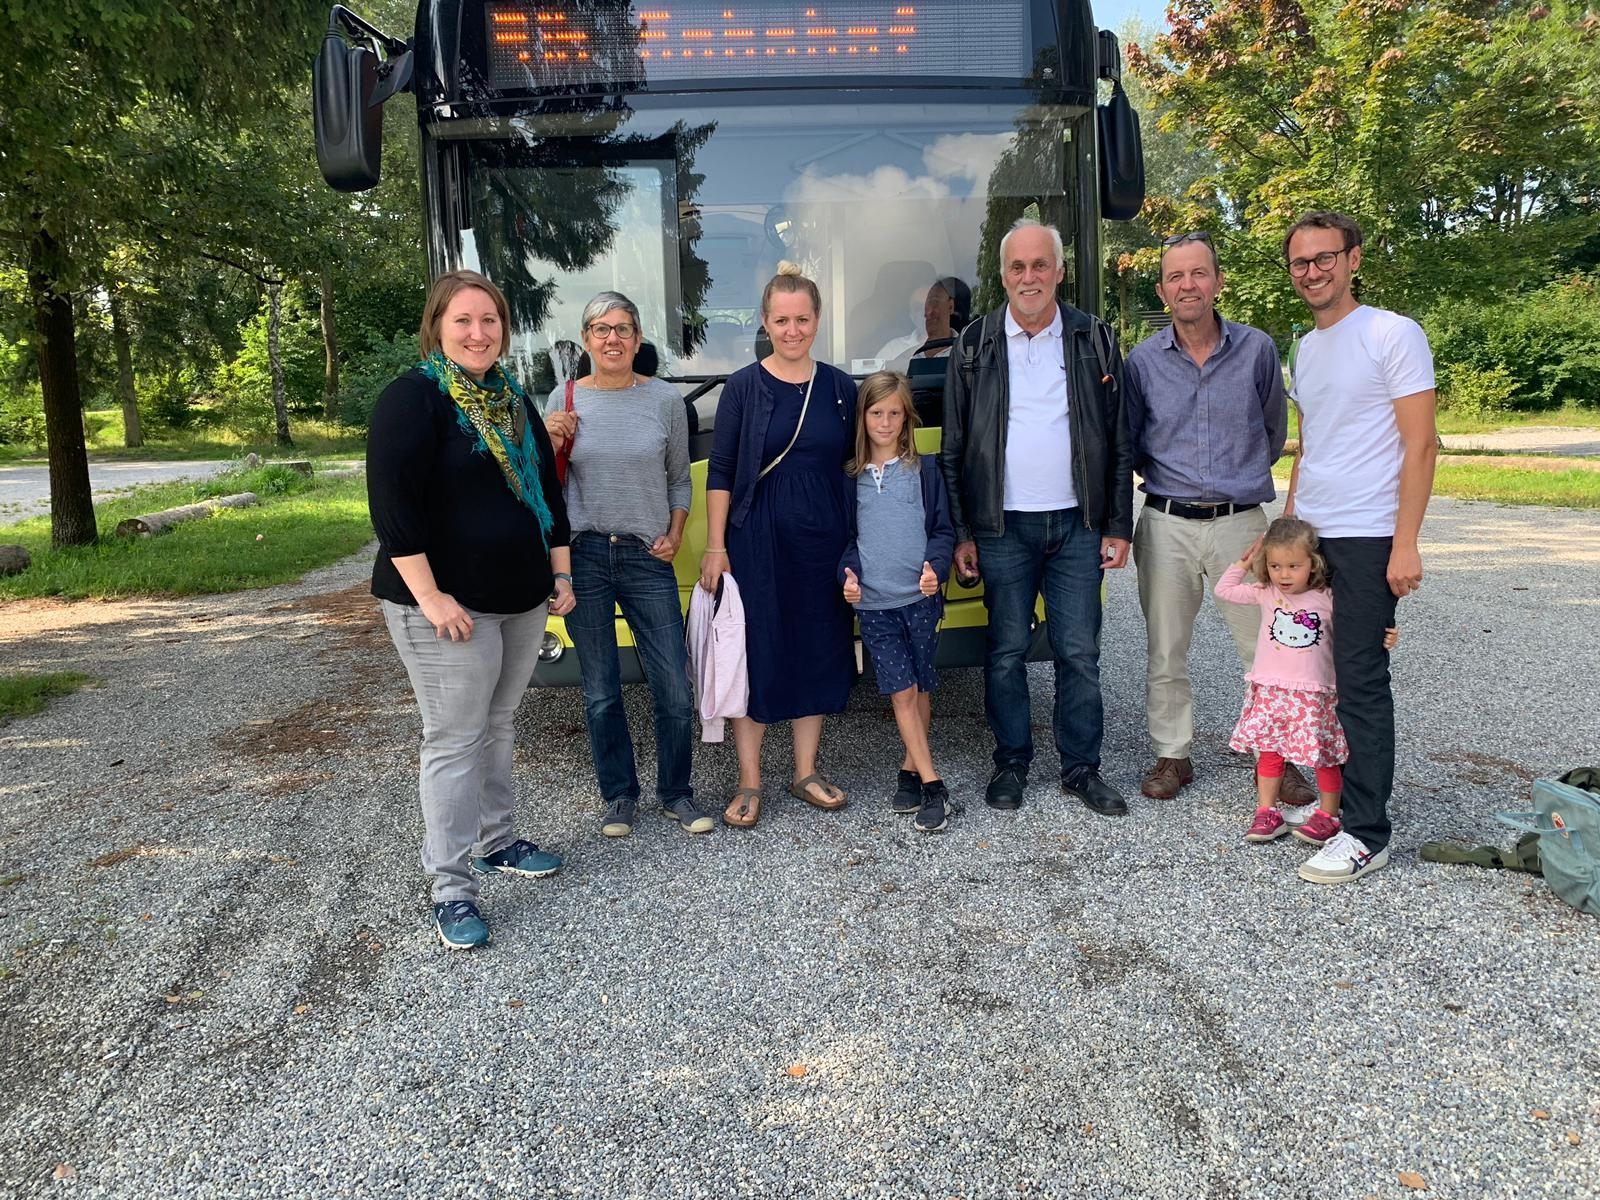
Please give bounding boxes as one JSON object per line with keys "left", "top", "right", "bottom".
{"left": 1214, "top": 563, "right": 1337, "bottom": 694}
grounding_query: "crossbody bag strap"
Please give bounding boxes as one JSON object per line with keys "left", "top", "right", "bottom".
{"left": 756, "top": 363, "right": 816, "bottom": 482}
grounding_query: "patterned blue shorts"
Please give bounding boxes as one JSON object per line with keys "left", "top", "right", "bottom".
{"left": 857, "top": 594, "right": 941, "bottom": 695}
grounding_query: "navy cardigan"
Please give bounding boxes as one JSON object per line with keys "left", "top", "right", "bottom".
{"left": 838, "top": 454, "right": 957, "bottom": 593}
{"left": 705, "top": 360, "right": 857, "bottom": 529}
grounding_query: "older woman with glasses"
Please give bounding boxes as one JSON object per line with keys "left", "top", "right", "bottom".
{"left": 545, "top": 292, "right": 712, "bottom": 839}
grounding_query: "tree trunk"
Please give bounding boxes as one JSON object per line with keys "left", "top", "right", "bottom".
{"left": 28, "top": 228, "right": 97, "bottom": 548}
{"left": 320, "top": 266, "right": 340, "bottom": 421}
{"left": 109, "top": 287, "right": 143, "bottom": 449}
{"left": 267, "top": 281, "right": 292, "bottom": 447}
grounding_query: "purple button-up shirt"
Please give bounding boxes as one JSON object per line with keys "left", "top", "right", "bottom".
{"left": 1123, "top": 317, "right": 1287, "bottom": 506}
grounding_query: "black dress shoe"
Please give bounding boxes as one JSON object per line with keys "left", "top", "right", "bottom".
{"left": 1062, "top": 768, "right": 1128, "bottom": 817}
{"left": 985, "top": 764, "right": 1027, "bottom": 810}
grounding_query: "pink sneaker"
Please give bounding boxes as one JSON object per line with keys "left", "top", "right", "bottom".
{"left": 1293, "top": 809, "right": 1343, "bottom": 846}
{"left": 1245, "top": 806, "right": 1288, "bottom": 843}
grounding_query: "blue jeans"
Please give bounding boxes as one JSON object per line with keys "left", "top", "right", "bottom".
{"left": 567, "top": 533, "right": 695, "bottom": 806}
{"left": 977, "top": 509, "right": 1105, "bottom": 778}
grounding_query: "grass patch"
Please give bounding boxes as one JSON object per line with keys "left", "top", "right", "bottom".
{"left": 0, "top": 466, "right": 373, "bottom": 599}
{"left": 1430, "top": 461, "right": 1600, "bottom": 508}
{"left": 0, "top": 412, "right": 367, "bottom": 465}
{"left": 1271, "top": 457, "right": 1600, "bottom": 508}
{"left": 0, "top": 672, "right": 97, "bottom": 722}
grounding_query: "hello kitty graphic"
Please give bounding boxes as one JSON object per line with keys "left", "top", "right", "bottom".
{"left": 1269, "top": 607, "right": 1323, "bottom": 649}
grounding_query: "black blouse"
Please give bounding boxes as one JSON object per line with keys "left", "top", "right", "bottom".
{"left": 366, "top": 369, "right": 571, "bottom": 615}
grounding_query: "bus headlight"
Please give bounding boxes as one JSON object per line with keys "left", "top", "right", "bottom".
{"left": 539, "top": 633, "right": 564, "bottom": 662}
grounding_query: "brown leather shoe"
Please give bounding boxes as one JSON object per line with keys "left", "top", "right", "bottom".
{"left": 1141, "top": 756, "right": 1194, "bottom": 800}
{"left": 1280, "top": 763, "right": 1317, "bottom": 807}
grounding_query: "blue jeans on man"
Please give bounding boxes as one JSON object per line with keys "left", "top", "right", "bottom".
{"left": 566, "top": 533, "right": 695, "bottom": 807}
{"left": 977, "top": 508, "right": 1105, "bottom": 780}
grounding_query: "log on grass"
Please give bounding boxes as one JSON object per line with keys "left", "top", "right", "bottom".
{"left": 115, "top": 493, "right": 260, "bottom": 539}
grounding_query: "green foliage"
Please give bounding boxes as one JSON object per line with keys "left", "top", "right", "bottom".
{"left": 0, "top": 381, "right": 45, "bottom": 447}
{"left": 0, "top": 673, "right": 97, "bottom": 723}
{"left": 1425, "top": 275, "right": 1600, "bottom": 411}
{"left": 211, "top": 286, "right": 323, "bottom": 438}
{"left": 338, "top": 331, "right": 420, "bottom": 429}
{"left": 0, "top": 473, "right": 374, "bottom": 600}
{"left": 140, "top": 367, "right": 204, "bottom": 431}
{"left": 1435, "top": 364, "right": 1519, "bottom": 420}
{"left": 1128, "top": 1, "right": 1600, "bottom": 337}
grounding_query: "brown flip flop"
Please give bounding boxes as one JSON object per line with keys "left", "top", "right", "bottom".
{"left": 789, "top": 773, "right": 848, "bottom": 811}
{"left": 723, "top": 787, "right": 763, "bottom": 828}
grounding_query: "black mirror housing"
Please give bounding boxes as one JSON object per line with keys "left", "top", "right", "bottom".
{"left": 1097, "top": 82, "right": 1146, "bottom": 222}
{"left": 314, "top": 34, "right": 384, "bottom": 192}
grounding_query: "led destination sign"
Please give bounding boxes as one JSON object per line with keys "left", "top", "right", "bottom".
{"left": 484, "top": 1, "right": 1027, "bottom": 88}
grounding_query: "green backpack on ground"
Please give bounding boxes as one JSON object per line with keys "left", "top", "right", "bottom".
{"left": 1496, "top": 768, "right": 1600, "bottom": 916}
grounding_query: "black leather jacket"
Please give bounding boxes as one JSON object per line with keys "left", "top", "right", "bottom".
{"left": 938, "top": 302, "right": 1134, "bottom": 543}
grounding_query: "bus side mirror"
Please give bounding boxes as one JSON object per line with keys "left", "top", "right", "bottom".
{"left": 314, "top": 34, "right": 386, "bottom": 192}
{"left": 1097, "top": 81, "right": 1146, "bottom": 222}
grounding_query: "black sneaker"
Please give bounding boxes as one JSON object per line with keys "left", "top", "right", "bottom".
{"left": 892, "top": 769, "right": 922, "bottom": 815}
{"left": 914, "top": 780, "right": 955, "bottom": 833}
{"left": 985, "top": 764, "right": 1027, "bottom": 810}
{"left": 1062, "top": 768, "right": 1128, "bottom": 817}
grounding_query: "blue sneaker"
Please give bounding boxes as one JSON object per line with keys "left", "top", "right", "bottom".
{"left": 470, "top": 839, "right": 562, "bottom": 879}
{"left": 433, "top": 900, "right": 490, "bottom": 950}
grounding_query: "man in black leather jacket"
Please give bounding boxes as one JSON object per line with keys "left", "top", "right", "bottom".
{"left": 939, "top": 219, "right": 1134, "bottom": 816}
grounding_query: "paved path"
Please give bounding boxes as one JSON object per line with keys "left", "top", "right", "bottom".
{"left": 1440, "top": 426, "right": 1600, "bottom": 457}
{"left": 0, "top": 461, "right": 234, "bottom": 526}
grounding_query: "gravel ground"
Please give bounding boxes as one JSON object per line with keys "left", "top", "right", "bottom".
{"left": 1, "top": 496, "right": 1597, "bottom": 1199}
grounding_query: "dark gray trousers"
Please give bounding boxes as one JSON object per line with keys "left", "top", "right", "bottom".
{"left": 1321, "top": 538, "right": 1400, "bottom": 852}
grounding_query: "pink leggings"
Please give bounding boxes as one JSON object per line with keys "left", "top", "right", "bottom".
{"left": 1258, "top": 752, "right": 1343, "bottom": 794}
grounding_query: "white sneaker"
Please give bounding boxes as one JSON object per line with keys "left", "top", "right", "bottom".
{"left": 1298, "top": 831, "right": 1389, "bottom": 885}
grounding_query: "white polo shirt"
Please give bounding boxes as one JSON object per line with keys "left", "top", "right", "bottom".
{"left": 1292, "top": 305, "right": 1434, "bottom": 538}
{"left": 1002, "top": 306, "right": 1078, "bottom": 511}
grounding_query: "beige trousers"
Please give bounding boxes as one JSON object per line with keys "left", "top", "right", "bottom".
{"left": 1134, "top": 503, "right": 1269, "bottom": 760}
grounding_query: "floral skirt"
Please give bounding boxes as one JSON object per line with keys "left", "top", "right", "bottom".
{"left": 1228, "top": 682, "right": 1349, "bottom": 767}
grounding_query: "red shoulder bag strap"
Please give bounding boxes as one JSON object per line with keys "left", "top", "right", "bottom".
{"left": 554, "top": 379, "right": 575, "bottom": 484}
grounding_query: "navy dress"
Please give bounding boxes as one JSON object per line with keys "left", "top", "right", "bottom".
{"left": 729, "top": 366, "right": 855, "bottom": 724}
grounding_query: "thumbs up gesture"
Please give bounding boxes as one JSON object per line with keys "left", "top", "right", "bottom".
{"left": 842, "top": 567, "right": 861, "bottom": 605}
{"left": 918, "top": 560, "right": 939, "bottom": 596}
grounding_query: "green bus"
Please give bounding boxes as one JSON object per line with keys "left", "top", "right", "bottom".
{"left": 314, "top": 0, "right": 1144, "bottom": 684}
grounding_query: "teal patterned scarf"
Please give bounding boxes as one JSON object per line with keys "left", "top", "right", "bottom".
{"left": 419, "top": 351, "right": 554, "bottom": 545}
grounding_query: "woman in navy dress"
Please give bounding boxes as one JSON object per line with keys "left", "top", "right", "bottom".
{"left": 701, "top": 262, "right": 857, "bottom": 828}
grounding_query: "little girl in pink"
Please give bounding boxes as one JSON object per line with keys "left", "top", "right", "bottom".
{"left": 1214, "top": 516, "right": 1395, "bottom": 848}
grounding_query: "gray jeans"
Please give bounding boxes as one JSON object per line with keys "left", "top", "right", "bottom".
{"left": 381, "top": 599, "right": 549, "bottom": 903}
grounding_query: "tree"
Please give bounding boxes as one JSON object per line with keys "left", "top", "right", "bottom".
{"left": 0, "top": 1, "right": 323, "bottom": 544}
{"left": 1127, "top": 0, "right": 1600, "bottom": 336}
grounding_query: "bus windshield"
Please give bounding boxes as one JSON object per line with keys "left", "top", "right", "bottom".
{"left": 432, "top": 97, "right": 1085, "bottom": 403}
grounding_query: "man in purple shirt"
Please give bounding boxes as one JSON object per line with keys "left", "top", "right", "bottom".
{"left": 1124, "top": 232, "right": 1311, "bottom": 804}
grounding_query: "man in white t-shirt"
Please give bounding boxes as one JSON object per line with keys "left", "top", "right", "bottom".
{"left": 1282, "top": 211, "right": 1438, "bottom": 885}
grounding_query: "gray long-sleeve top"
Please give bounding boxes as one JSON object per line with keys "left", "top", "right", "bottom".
{"left": 1123, "top": 317, "right": 1287, "bottom": 506}
{"left": 561, "top": 377, "right": 691, "bottom": 542}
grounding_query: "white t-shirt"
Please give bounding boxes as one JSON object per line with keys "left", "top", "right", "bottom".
{"left": 1002, "top": 307, "right": 1078, "bottom": 511}
{"left": 1291, "top": 305, "right": 1434, "bottom": 538}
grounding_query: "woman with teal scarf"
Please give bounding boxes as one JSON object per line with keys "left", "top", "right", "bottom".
{"left": 368, "top": 269, "right": 575, "bottom": 951}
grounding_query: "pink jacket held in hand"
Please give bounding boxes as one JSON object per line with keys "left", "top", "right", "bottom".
{"left": 686, "top": 572, "right": 748, "bottom": 742}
